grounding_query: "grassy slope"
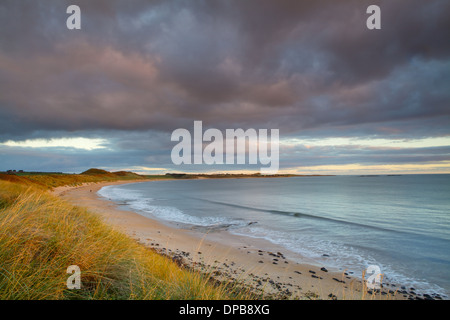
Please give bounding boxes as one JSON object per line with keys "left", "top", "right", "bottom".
{"left": 0, "top": 170, "right": 149, "bottom": 190}
{"left": 0, "top": 174, "right": 244, "bottom": 300}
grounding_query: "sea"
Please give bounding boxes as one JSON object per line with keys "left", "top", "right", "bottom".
{"left": 98, "top": 174, "right": 450, "bottom": 298}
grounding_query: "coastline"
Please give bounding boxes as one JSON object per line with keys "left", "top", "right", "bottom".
{"left": 53, "top": 179, "right": 409, "bottom": 300}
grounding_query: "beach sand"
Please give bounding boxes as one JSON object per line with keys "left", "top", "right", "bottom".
{"left": 53, "top": 180, "right": 408, "bottom": 300}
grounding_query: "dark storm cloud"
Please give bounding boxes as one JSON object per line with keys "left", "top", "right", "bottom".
{"left": 0, "top": 0, "right": 449, "bottom": 172}
{"left": 1, "top": 0, "right": 449, "bottom": 138}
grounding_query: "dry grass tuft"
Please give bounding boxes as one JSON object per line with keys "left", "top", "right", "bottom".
{"left": 0, "top": 181, "right": 242, "bottom": 300}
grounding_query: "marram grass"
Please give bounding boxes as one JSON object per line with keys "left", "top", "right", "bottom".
{"left": 0, "top": 181, "right": 243, "bottom": 300}
{"left": 0, "top": 170, "right": 148, "bottom": 190}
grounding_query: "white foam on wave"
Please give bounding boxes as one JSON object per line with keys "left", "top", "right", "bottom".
{"left": 231, "top": 225, "right": 448, "bottom": 297}
{"left": 98, "top": 185, "right": 448, "bottom": 298}
{"left": 98, "top": 185, "right": 244, "bottom": 228}
{"left": 98, "top": 185, "right": 145, "bottom": 202}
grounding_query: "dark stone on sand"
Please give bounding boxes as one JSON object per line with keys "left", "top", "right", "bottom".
{"left": 294, "top": 271, "right": 302, "bottom": 275}
{"left": 258, "top": 260, "right": 263, "bottom": 263}
{"left": 171, "top": 255, "right": 184, "bottom": 267}
{"left": 309, "top": 270, "right": 316, "bottom": 274}
{"left": 320, "top": 267, "right": 328, "bottom": 272}
{"left": 332, "top": 278, "right": 345, "bottom": 283}
{"left": 328, "top": 293, "right": 337, "bottom": 300}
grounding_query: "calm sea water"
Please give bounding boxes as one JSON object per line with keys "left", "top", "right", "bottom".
{"left": 98, "top": 175, "right": 450, "bottom": 297}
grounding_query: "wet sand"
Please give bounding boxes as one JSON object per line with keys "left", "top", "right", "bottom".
{"left": 53, "top": 180, "right": 413, "bottom": 300}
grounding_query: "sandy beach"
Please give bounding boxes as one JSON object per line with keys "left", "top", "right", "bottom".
{"left": 53, "top": 179, "right": 410, "bottom": 300}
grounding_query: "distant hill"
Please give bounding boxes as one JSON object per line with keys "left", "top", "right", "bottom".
{"left": 112, "top": 171, "right": 143, "bottom": 178}
{"left": 81, "top": 168, "right": 144, "bottom": 179}
{"left": 81, "top": 168, "right": 112, "bottom": 175}
{"left": 0, "top": 168, "right": 149, "bottom": 189}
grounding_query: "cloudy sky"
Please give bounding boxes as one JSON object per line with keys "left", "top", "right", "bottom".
{"left": 0, "top": 0, "right": 449, "bottom": 175}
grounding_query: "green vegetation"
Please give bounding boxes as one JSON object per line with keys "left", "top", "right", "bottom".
{"left": 0, "top": 168, "right": 163, "bottom": 190}
{"left": 0, "top": 168, "right": 323, "bottom": 190}
{"left": 0, "top": 173, "right": 247, "bottom": 300}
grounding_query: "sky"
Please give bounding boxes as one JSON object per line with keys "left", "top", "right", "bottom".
{"left": 0, "top": 0, "right": 449, "bottom": 175}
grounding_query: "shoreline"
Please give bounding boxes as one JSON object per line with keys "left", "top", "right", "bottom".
{"left": 53, "top": 179, "right": 417, "bottom": 300}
